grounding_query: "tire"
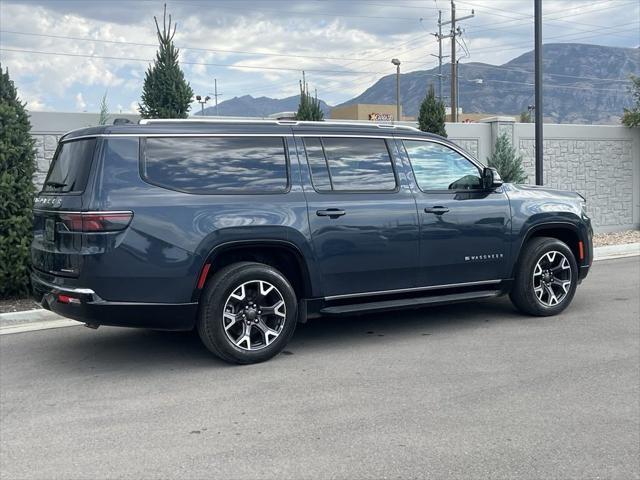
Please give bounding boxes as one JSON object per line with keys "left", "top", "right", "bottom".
{"left": 197, "top": 262, "right": 297, "bottom": 364}
{"left": 509, "top": 237, "right": 578, "bottom": 316}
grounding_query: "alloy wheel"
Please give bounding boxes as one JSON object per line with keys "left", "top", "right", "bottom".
{"left": 222, "top": 280, "right": 286, "bottom": 351}
{"left": 532, "top": 250, "right": 572, "bottom": 307}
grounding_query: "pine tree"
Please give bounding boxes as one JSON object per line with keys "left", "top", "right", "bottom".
{"left": 0, "top": 64, "right": 36, "bottom": 297}
{"left": 486, "top": 132, "right": 527, "bottom": 184}
{"left": 138, "top": 4, "right": 193, "bottom": 119}
{"left": 295, "top": 72, "right": 324, "bottom": 121}
{"left": 519, "top": 110, "right": 532, "bottom": 123}
{"left": 417, "top": 84, "right": 447, "bottom": 137}
{"left": 98, "top": 91, "right": 109, "bottom": 125}
{"left": 621, "top": 75, "right": 640, "bottom": 127}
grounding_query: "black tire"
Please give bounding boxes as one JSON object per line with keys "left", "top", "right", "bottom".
{"left": 509, "top": 237, "right": 578, "bottom": 316}
{"left": 197, "top": 262, "right": 298, "bottom": 364}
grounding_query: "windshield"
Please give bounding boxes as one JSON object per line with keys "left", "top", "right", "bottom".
{"left": 42, "top": 138, "right": 97, "bottom": 193}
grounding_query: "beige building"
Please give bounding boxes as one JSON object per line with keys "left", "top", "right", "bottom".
{"left": 330, "top": 103, "right": 403, "bottom": 121}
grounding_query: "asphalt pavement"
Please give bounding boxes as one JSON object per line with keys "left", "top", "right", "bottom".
{"left": 1, "top": 258, "right": 639, "bottom": 479}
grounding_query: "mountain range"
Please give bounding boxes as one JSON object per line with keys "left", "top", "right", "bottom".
{"left": 199, "top": 43, "right": 639, "bottom": 124}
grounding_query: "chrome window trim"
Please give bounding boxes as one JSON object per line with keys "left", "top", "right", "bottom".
{"left": 323, "top": 279, "right": 501, "bottom": 301}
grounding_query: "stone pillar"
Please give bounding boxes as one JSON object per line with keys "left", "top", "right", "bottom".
{"left": 481, "top": 116, "right": 516, "bottom": 155}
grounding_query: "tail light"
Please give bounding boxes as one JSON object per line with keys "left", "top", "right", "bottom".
{"left": 59, "top": 211, "right": 133, "bottom": 232}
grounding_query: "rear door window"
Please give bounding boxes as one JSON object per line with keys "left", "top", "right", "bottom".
{"left": 303, "top": 137, "right": 397, "bottom": 192}
{"left": 42, "top": 138, "right": 97, "bottom": 193}
{"left": 142, "top": 137, "right": 289, "bottom": 194}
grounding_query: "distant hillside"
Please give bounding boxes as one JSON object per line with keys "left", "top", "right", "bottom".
{"left": 198, "top": 94, "right": 332, "bottom": 117}
{"left": 339, "top": 43, "right": 639, "bottom": 124}
{"left": 194, "top": 44, "right": 638, "bottom": 124}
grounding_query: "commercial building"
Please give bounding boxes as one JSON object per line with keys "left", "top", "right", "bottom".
{"left": 330, "top": 103, "right": 404, "bottom": 122}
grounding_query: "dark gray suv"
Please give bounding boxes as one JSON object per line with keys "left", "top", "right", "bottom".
{"left": 32, "top": 119, "right": 593, "bottom": 364}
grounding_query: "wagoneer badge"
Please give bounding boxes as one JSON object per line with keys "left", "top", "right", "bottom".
{"left": 465, "top": 253, "right": 504, "bottom": 261}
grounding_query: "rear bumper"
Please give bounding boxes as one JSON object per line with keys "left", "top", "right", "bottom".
{"left": 31, "top": 271, "right": 197, "bottom": 331}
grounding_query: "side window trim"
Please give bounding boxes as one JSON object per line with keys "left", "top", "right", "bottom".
{"left": 139, "top": 135, "right": 291, "bottom": 195}
{"left": 401, "top": 138, "right": 483, "bottom": 194}
{"left": 301, "top": 136, "right": 400, "bottom": 194}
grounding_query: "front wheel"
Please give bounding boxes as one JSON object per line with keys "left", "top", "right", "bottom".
{"left": 197, "top": 262, "right": 298, "bottom": 364}
{"left": 509, "top": 237, "right": 578, "bottom": 316}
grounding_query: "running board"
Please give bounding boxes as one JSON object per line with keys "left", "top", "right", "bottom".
{"left": 319, "top": 290, "right": 501, "bottom": 316}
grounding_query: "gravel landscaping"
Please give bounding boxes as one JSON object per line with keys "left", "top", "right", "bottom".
{"left": 0, "top": 297, "right": 41, "bottom": 314}
{"left": 593, "top": 229, "right": 640, "bottom": 247}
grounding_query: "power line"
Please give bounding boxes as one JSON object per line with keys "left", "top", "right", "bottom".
{"left": 0, "top": 47, "right": 627, "bottom": 94}
{"left": 0, "top": 29, "right": 432, "bottom": 65}
{"left": 0, "top": 47, "right": 388, "bottom": 75}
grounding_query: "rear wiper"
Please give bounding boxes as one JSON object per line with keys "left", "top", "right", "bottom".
{"left": 44, "top": 181, "right": 67, "bottom": 188}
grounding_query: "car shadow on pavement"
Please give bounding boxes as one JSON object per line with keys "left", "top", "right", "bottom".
{"left": 23, "top": 296, "right": 524, "bottom": 372}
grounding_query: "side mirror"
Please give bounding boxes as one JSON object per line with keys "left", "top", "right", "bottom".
{"left": 482, "top": 167, "right": 504, "bottom": 189}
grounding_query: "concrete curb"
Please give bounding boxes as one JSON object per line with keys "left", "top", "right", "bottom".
{"left": 1, "top": 242, "right": 638, "bottom": 335}
{"left": 593, "top": 242, "right": 640, "bottom": 261}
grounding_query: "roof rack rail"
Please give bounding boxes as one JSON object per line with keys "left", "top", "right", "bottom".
{"left": 138, "top": 118, "right": 421, "bottom": 132}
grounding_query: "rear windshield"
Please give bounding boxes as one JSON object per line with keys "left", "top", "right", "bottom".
{"left": 42, "top": 138, "right": 97, "bottom": 193}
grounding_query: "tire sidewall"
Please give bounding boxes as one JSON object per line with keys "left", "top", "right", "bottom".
{"left": 199, "top": 263, "right": 297, "bottom": 363}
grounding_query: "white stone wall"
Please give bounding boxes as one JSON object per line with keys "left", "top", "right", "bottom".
{"left": 33, "top": 134, "right": 61, "bottom": 188}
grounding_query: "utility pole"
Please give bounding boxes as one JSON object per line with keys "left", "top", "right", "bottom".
{"left": 534, "top": 0, "right": 544, "bottom": 185}
{"left": 450, "top": 1, "right": 457, "bottom": 122}
{"left": 447, "top": 1, "right": 474, "bottom": 123}
{"left": 434, "top": 11, "right": 445, "bottom": 101}
{"left": 211, "top": 78, "right": 223, "bottom": 117}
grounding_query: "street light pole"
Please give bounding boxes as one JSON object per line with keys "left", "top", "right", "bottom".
{"left": 391, "top": 58, "right": 401, "bottom": 121}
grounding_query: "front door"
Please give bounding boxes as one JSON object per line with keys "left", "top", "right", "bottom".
{"left": 399, "top": 138, "right": 511, "bottom": 287}
{"left": 297, "top": 135, "right": 420, "bottom": 298}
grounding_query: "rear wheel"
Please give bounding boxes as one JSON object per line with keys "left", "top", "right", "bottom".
{"left": 509, "top": 237, "right": 578, "bottom": 316}
{"left": 197, "top": 262, "right": 297, "bottom": 364}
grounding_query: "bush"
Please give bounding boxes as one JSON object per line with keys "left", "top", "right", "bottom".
{"left": 0, "top": 64, "right": 36, "bottom": 297}
{"left": 621, "top": 75, "right": 640, "bottom": 127}
{"left": 486, "top": 132, "right": 527, "bottom": 184}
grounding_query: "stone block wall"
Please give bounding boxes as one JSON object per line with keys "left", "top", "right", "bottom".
{"left": 33, "top": 134, "right": 61, "bottom": 188}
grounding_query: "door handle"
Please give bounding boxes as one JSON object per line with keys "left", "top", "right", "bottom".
{"left": 424, "top": 206, "right": 450, "bottom": 215}
{"left": 316, "top": 208, "right": 346, "bottom": 218}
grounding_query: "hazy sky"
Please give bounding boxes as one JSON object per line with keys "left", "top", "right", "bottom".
{"left": 1, "top": 0, "right": 638, "bottom": 113}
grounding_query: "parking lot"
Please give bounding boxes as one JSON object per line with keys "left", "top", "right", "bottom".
{"left": 1, "top": 257, "right": 639, "bottom": 479}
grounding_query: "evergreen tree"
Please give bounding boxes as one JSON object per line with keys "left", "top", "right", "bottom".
{"left": 0, "top": 64, "right": 36, "bottom": 297}
{"left": 621, "top": 75, "right": 640, "bottom": 127}
{"left": 98, "top": 91, "right": 109, "bottom": 125}
{"left": 519, "top": 110, "right": 532, "bottom": 123}
{"left": 417, "top": 84, "right": 447, "bottom": 137}
{"left": 138, "top": 4, "right": 193, "bottom": 119}
{"left": 486, "top": 132, "right": 527, "bottom": 184}
{"left": 294, "top": 72, "right": 324, "bottom": 121}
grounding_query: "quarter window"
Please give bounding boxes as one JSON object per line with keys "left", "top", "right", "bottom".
{"left": 303, "top": 137, "right": 396, "bottom": 192}
{"left": 143, "top": 137, "right": 288, "bottom": 194}
{"left": 403, "top": 140, "right": 482, "bottom": 191}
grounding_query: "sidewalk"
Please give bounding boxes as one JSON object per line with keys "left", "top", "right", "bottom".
{"left": 2, "top": 242, "right": 638, "bottom": 334}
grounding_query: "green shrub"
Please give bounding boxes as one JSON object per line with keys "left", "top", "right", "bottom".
{"left": 487, "top": 132, "right": 527, "bottom": 184}
{"left": 0, "top": 64, "right": 36, "bottom": 297}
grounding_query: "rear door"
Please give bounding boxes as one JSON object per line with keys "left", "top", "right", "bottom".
{"left": 296, "top": 134, "right": 420, "bottom": 298}
{"left": 398, "top": 137, "right": 511, "bottom": 287}
{"left": 32, "top": 137, "right": 98, "bottom": 277}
